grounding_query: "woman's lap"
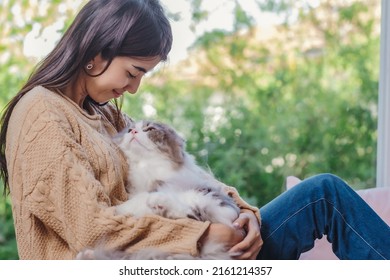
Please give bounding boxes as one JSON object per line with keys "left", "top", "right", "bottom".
{"left": 257, "top": 173, "right": 390, "bottom": 260}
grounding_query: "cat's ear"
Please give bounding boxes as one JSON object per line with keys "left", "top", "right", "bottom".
{"left": 167, "top": 130, "right": 186, "bottom": 166}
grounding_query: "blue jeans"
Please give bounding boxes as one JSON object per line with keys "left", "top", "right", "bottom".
{"left": 257, "top": 173, "right": 390, "bottom": 259}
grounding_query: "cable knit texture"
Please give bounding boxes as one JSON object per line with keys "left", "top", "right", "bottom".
{"left": 5, "top": 86, "right": 260, "bottom": 259}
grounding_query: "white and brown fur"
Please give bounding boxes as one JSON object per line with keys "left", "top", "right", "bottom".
{"left": 77, "top": 120, "right": 240, "bottom": 260}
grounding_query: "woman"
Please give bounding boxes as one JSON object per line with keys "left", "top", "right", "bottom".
{"left": 0, "top": 0, "right": 388, "bottom": 260}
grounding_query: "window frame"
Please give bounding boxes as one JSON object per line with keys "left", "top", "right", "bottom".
{"left": 376, "top": 0, "right": 390, "bottom": 188}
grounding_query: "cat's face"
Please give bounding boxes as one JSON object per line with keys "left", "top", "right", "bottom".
{"left": 114, "top": 120, "right": 186, "bottom": 165}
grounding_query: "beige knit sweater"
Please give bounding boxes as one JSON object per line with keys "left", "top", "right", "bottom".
{"left": 5, "top": 86, "right": 260, "bottom": 260}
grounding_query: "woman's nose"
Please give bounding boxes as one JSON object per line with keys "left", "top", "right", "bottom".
{"left": 126, "top": 77, "right": 142, "bottom": 94}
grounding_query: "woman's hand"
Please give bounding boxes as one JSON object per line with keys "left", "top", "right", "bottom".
{"left": 199, "top": 223, "right": 246, "bottom": 251}
{"left": 229, "top": 210, "right": 263, "bottom": 260}
{"left": 199, "top": 210, "right": 262, "bottom": 260}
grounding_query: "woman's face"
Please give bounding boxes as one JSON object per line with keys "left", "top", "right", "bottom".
{"left": 84, "top": 55, "right": 161, "bottom": 103}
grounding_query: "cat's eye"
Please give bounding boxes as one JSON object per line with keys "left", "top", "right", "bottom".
{"left": 143, "top": 126, "right": 156, "bottom": 132}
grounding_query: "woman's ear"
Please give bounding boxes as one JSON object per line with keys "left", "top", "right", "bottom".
{"left": 86, "top": 53, "right": 108, "bottom": 75}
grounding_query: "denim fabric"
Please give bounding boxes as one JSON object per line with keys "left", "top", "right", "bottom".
{"left": 257, "top": 173, "right": 390, "bottom": 260}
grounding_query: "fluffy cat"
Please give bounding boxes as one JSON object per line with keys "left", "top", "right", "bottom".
{"left": 77, "top": 120, "right": 241, "bottom": 260}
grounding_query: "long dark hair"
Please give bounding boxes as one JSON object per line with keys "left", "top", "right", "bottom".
{"left": 0, "top": 0, "right": 172, "bottom": 195}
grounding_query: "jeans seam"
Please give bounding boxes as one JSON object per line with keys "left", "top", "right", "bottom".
{"left": 264, "top": 198, "right": 387, "bottom": 260}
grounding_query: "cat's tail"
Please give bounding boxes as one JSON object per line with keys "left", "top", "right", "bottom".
{"left": 76, "top": 245, "right": 233, "bottom": 260}
{"left": 76, "top": 247, "right": 197, "bottom": 260}
{"left": 200, "top": 240, "right": 236, "bottom": 259}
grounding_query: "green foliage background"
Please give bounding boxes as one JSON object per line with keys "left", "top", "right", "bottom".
{"left": 0, "top": 0, "right": 381, "bottom": 259}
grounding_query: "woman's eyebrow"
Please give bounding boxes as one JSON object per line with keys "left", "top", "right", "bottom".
{"left": 132, "top": 65, "right": 147, "bottom": 73}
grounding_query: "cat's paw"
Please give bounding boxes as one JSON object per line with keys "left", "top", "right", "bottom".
{"left": 147, "top": 192, "right": 189, "bottom": 220}
{"left": 147, "top": 193, "right": 169, "bottom": 217}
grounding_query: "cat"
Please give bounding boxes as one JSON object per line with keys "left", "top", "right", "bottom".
{"left": 77, "top": 120, "right": 241, "bottom": 260}
{"left": 114, "top": 120, "right": 240, "bottom": 225}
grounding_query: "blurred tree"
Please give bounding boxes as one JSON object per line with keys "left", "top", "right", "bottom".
{"left": 138, "top": 0, "right": 380, "bottom": 205}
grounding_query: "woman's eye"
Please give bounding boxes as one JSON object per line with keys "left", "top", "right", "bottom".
{"left": 128, "top": 72, "right": 136, "bottom": 79}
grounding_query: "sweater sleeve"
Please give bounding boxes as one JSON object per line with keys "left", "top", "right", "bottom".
{"left": 224, "top": 185, "right": 261, "bottom": 224}
{"left": 9, "top": 93, "right": 209, "bottom": 259}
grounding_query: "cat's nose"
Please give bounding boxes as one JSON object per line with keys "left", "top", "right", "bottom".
{"left": 131, "top": 129, "right": 138, "bottom": 134}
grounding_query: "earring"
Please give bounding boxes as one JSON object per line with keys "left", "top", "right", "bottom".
{"left": 86, "top": 63, "right": 93, "bottom": 70}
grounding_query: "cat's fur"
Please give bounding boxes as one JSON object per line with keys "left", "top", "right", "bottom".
{"left": 77, "top": 120, "right": 240, "bottom": 260}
